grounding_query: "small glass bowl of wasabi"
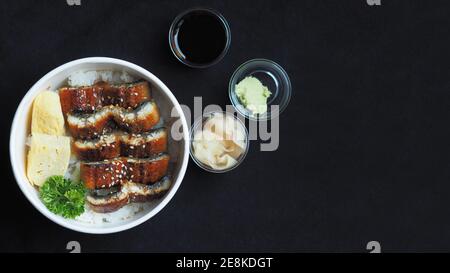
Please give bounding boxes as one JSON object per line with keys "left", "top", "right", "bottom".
{"left": 229, "top": 59, "right": 291, "bottom": 121}
{"left": 190, "top": 111, "right": 249, "bottom": 173}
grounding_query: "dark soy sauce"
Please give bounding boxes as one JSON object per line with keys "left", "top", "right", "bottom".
{"left": 173, "top": 10, "right": 228, "bottom": 66}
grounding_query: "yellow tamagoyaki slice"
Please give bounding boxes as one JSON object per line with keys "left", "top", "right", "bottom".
{"left": 27, "top": 133, "right": 71, "bottom": 187}
{"left": 31, "top": 91, "right": 65, "bottom": 135}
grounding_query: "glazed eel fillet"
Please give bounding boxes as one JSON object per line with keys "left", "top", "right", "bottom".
{"left": 80, "top": 153, "right": 170, "bottom": 190}
{"left": 73, "top": 128, "right": 168, "bottom": 161}
{"left": 87, "top": 176, "right": 172, "bottom": 213}
{"left": 67, "top": 101, "right": 160, "bottom": 139}
{"left": 59, "top": 81, "right": 151, "bottom": 115}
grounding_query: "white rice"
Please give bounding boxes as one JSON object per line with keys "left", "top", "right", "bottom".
{"left": 68, "top": 70, "right": 136, "bottom": 87}
{"left": 76, "top": 202, "right": 154, "bottom": 226}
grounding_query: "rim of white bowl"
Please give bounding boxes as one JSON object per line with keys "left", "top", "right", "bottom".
{"left": 9, "top": 57, "right": 190, "bottom": 234}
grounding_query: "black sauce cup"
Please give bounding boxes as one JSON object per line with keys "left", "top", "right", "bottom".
{"left": 169, "top": 8, "right": 231, "bottom": 68}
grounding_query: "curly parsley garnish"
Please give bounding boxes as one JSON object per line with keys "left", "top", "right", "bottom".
{"left": 40, "top": 176, "right": 86, "bottom": 219}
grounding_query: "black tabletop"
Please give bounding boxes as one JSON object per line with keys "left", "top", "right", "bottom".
{"left": 1, "top": 0, "right": 450, "bottom": 253}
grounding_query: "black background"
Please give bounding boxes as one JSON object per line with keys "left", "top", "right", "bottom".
{"left": 1, "top": 0, "right": 450, "bottom": 253}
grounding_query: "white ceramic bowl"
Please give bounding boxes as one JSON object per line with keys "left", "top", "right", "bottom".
{"left": 9, "top": 57, "right": 190, "bottom": 234}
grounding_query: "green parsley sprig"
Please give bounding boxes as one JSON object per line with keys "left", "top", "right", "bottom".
{"left": 40, "top": 176, "right": 86, "bottom": 219}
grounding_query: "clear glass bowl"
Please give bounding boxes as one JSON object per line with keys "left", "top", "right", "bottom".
{"left": 229, "top": 59, "right": 291, "bottom": 120}
{"left": 189, "top": 111, "right": 249, "bottom": 173}
{"left": 168, "top": 7, "right": 231, "bottom": 68}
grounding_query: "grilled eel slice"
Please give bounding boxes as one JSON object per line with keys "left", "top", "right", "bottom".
{"left": 67, "top": 101, "right": 160, "bottom": 139}
{"left": 80, "top": 153, "right": 170, "bottom": 190}
{"left": 73, "top": 128, "right": 168, "bottom": 161}
{"left": 59, "top": 81, "right": 151, "bottom": 115}
{"left": 86, "top": 176, "right": 171, "bottom": 213}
